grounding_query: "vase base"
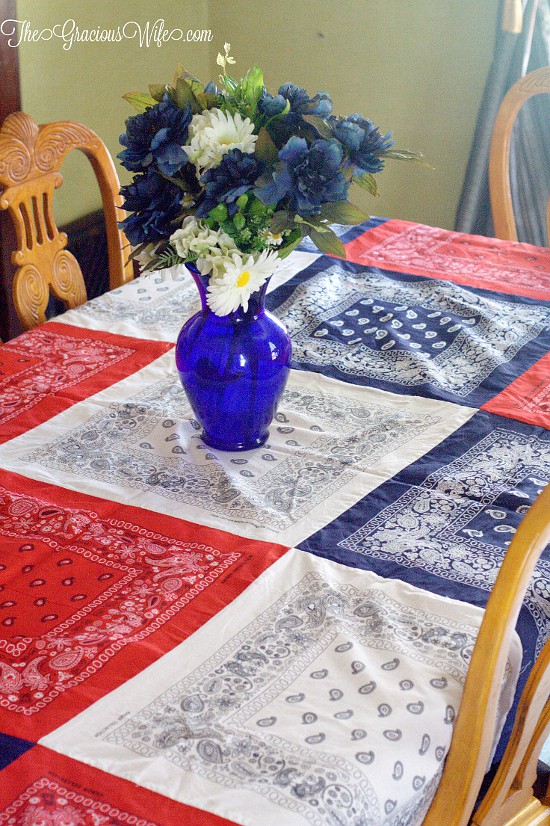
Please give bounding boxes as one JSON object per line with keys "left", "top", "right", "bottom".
{"left": 201, "top": 431, "right": 269, "bottom": 452}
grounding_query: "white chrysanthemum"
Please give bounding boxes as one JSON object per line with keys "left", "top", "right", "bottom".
{"left": 206, "top": 249, "right": 280, "bottom": 315}
{"left": 182, "top": 108, "right": 257, "bottom": 174}
{"left": 170, "top": 217, "right": 236, "bottom": 260}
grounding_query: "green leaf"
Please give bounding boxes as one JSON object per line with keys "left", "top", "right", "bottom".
{"left": 320, "top": 200, "right": 370, "bottom": 225}
{"left": 277, "top": 231, "right": 303, "bottom": 259}
{"left": 172, "top": 64, "right": 186, "bottom": 86}
{"left": 233, "top": 212, "right": 246, "bottom": 230}
{"left": 352, "top": 171, "right": 380, "bottom": 197}
{"left": 196, "top": 92, "right": 218, "bottom": 111}
{"left": 149, "top": 83, "right": 168, "bottom": 102}
{"left": 308, "top": 226, "right": 347, "bottom": 258}
{"left": 380, "top": 148, "right": 424, "bottom": 162}
{"left": 381, "top": 148, "right": 432, "bottom": 169}
{"left": 242, "top": 65, "right": 264, "bottom": 107}
{"left": 209, "top": 203, "right": 229, "bottom": 222}
{"left": 172, "top": 78, "right": 201, "bottom": 113}
{"left": 270, "top": 210, "right": 295, "bottom": 234}
{"left": 157, "top": 171, "right": 190, "bottom": 192}
{"left": 249, "top": 195, "right": 270, "bottom": 215}
{"left": 264, "top": 99, "right": 291, "bottom": 126}
{"left": 122, "top": 92, "right": 157, "bottom": 113}
{"left": 255, "top": 127, "right": 280, "bottom": 165}
{"left": 302, "top": 114, "right": 333, "bottom": 140}
{"left": 128, "top": 241, "right": 149, "bottom": 261}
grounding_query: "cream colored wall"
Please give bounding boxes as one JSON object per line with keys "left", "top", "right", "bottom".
{"left": 17, "top": 0, "right": 498, "bottom": 229}
{"left": 208, "top": 0, "right": 499, "bottom": 229}
{"left": 17, "top": 0, "right": 212, "bottom": 224}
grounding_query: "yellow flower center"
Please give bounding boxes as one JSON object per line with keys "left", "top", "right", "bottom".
{"left": 236, "top": 270, "right": 251, "bottom": 287}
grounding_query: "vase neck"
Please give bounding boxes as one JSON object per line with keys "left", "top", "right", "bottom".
{"left": 185, "top": 263, "right": 269, "bottom": 319}
{"left": 185, "top": 263, "right": 210, "bottom": 313}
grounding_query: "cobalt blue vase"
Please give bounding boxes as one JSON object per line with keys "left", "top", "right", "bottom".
{"left": 175, "top": 264, "right": 292, "bottom": 451}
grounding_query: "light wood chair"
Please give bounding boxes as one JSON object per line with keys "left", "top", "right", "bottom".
{"left": 0, "top": 112, "right": 134, "bottom": 330}
{"left": 424, "top": 482, "right": 550, "bottom": 826}
{"left": 489, "top": 66, "right": 550, "bottom": 244}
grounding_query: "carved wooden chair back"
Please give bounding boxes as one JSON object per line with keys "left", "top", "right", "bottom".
{"left": 424, "top": 482, "right": 550, "bottom": 826}
{"left": 0, "top": 112, "right": 134, "bottom": 330}
{"left": 489, "top": 66, "right": 550, "bottom": 244}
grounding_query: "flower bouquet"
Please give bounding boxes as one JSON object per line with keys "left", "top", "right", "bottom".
{"left": 118, "top": 43, "right": 421, "bottom": 316}
{"left": 118, "top": 46, "right": 421, "bottom": 451}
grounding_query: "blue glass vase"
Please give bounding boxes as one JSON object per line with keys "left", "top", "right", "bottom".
{"left": 175, "top": 264, "right": 292, "bottom": 451}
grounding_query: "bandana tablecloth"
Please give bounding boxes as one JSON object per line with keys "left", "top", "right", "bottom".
{"left": 0, "top": 218, "right": 548, "bottom": 826}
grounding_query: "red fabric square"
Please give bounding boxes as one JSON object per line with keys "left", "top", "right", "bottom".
{"left": 0, "top": 322, "right": 173, "bottom": 443}
{"left": 344, "top": 219, "right": 550, "bottom": 300}
{"left": 482, "top": 351, "right": 550, "bottom": 428}
{"left": 0, "top": 470, "right": 288, "bottom": 738}
{"left": 0, "top": 746, "right": 236, "bottom": 826}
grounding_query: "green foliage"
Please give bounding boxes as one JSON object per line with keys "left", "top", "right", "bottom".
{"left": 270, "top": 210, "right": 296, "bottom": 234}
{"left": 255, "top": 128, "right": 280, "bottom": 165}
{"left": 218, "top": 63, "right": 265, "bottom": 120}
{"left": 171, "top": 78, "right": 202, "bottom": 113}
{"left": 141, "top": 243, "right": 181, "bottom": 273}
{"left": 203, "top": 194, "right": 285, "bottom": 255}
{"left": 381, "top": 148, "right": 425, "bottom": 162}
{"left": 301, "top": 114, "right": 333, "bottom": 140}
{"left": 352, "top": 171, "right": 380, "bottom": 197}
{"left": 306, "top": 223, "right": 347, "bottom": 258}
{"left": 277, "top": 229, "right": 304, "bottom": 259}
{"left": 319, "top": 201, "right": 370, "bottom": 225}
{"left": 122, "top": 92, "right": 158, "bottom": 113}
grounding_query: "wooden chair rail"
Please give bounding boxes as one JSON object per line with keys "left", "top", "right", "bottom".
{"left": 0, "top": 112, "right": 133, "bottom": 329}
{"left": 424, "top": 484, "right": 550, "bottom": 826}
{"left": 488, "top": 66, "right": 550, "bottom": 244}
{"left": 473, "top": 640, "right": 550, "bottom": 826}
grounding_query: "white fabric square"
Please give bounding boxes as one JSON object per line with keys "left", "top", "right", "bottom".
{"left": 41, "top": 549, "right": 521, "bottom": 826}
{"left": 0, "top": 357, "right": 474, "bottom": 545}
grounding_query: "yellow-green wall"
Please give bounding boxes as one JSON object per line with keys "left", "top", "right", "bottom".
{"left": 17, "top": 0, "right": 212, "bottom": 224}
{"left": 16, "top": 0, "right": 498, "bottom": 229}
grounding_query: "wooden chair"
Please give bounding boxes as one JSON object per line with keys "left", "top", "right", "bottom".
{"left": 489, "top": 66, "right": 550, "bottom": 244}
{"left": 424, "top": 482, "right": 550, "bottom": 826}
{"left": 0, "top": 112, "right": 134, "bottom": 330}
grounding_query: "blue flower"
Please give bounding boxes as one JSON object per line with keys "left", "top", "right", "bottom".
{"left": 257, "top": 92, "right": 288, "bottom": 119}
{"left": 119, "top": 170, "right": 182, "bottom": 245}
{"left": 332, "top": 114, "right": 394, "bottom": 174}
{"left": 196, "top": 149, "right": 266, "bottom": 218}
{"left": 278, "top": 83, "right": 333, "bottom": 118}
{"left": 256, "top": 136, "right": 349, "bottom": 215}
{"left": 261, "top": 83, "right": 333, "bottom": 147}
{"left": 118, "top": 96, "right": 192, "bottom": 177}
{"left": 259, "top": 83, "right": 332, "bottom": 121}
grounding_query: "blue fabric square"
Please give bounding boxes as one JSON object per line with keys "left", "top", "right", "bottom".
{"left": 267, "top": 257, "right": 550, "bottom": 407}
{"left": 298, "top": 410, "right": 550, "bottom": 760}
{"left": 0, "top": 732, "right": 34, "bottom": 770}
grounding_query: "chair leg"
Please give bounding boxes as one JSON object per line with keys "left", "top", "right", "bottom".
{"left": 472, "top": 641, "right": 550, "bottom": 826}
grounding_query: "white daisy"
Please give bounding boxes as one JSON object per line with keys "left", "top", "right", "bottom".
{"left": 258, "top": 228, "right": 284, "bottom": 247}
{"left": 206, "top": 249, "right": 280, "bottom": 315}
{"left": 182, "top": 108, "right": 257, "bottom": 174}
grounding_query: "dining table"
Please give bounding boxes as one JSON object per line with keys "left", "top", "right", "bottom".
{"left": 0, "top": 215, "right": 549, "bottom": 826}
